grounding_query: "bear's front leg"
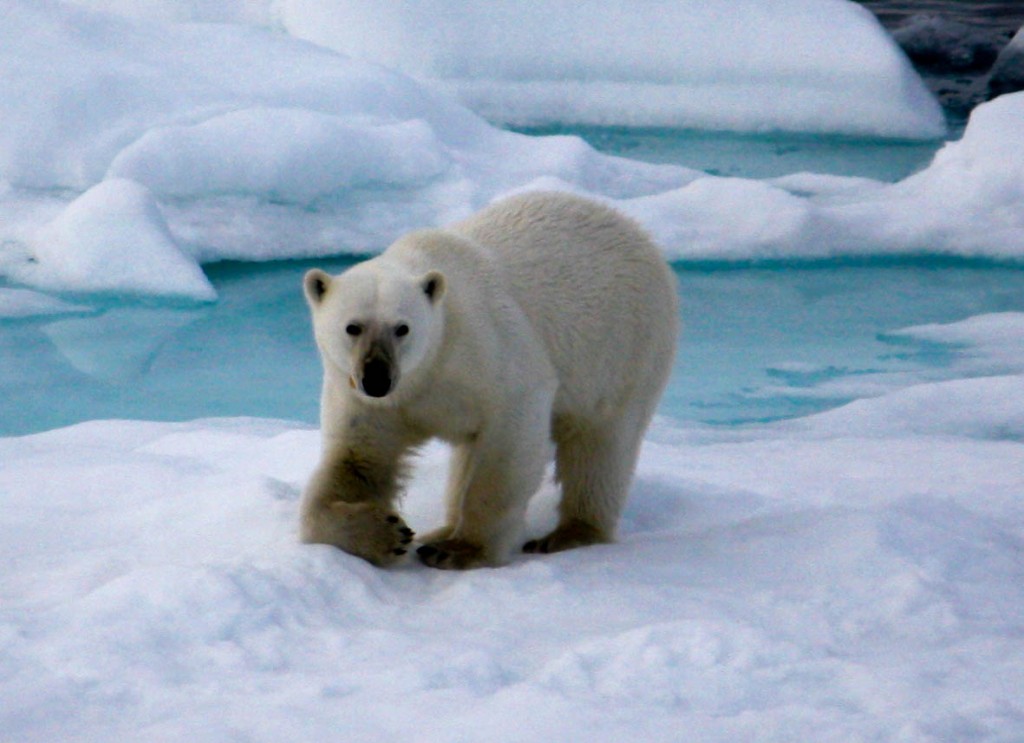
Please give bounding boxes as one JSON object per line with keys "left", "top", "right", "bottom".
{"left": 302, "top": 496, "right": 414, "bottom": 567}
{"left": 300, "top": 439, "right": 415, "bottom": 567}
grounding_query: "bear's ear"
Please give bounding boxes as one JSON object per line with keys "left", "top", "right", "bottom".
{"left": 304, "top": 269, "right": 332, "bottom": 306}
{"left": 421, "top": 270, "right": 446, "bottom": 305}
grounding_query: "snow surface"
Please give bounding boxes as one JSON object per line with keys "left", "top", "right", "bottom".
{"left": 3, "top": 314, "right": 1024, "bottom": 741}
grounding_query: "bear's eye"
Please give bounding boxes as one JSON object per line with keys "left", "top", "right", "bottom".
{"left": 394, "top": 323, "right": 409, "bottom": 338}
{"left": 345, "top": 323, "right": 363, "bottom": 337}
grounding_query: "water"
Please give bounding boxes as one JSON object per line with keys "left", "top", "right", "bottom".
{"left": 512, "top": 126, "right": 941, "bottom": 181}
{"left": 6, "top": 19, "right": 1024, "bottom": 438}
{"left": 670, "top": 260, "right": 1024, "bottom": 423}
{"left": 2, "top": 259, "right": 332, "bottom": 436}
{"left": 4, "top": 255, "right": 1024, "bottom": 436}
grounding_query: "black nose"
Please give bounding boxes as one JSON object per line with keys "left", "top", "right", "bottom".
{"left": 361, "top": 358, "right": 392, "bottom": 398}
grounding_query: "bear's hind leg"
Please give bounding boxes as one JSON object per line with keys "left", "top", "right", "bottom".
{"left": 417, "top": 442, "right": 474, "bottom": 546}
{"left": 524, "top": 416, "right": 644, "bottom": 555}
{"left": 419, "top": 412, "right": 551, "bottom": 569}
{"left": 418, "top": 447, "right": 545, "bottom": 569}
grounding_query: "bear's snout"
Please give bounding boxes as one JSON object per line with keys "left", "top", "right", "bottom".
{"left": 361, "top": 358, "right": 393, "bottom": 398}
{"left": 359, "top": 336, "right": 396, "bottom": 398}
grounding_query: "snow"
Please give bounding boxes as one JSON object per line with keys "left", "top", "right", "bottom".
{"left": 0, "top": 0, "right": 696, "bottom": 297}
{"left": 277, "top": 0, "right": 944, "bottom": 137}
{"left": 0, "top": 1, "right": 483, "bottom": 193}
{"left": 63, "top": 0, "right": 272, "bottom": 24}
{"left": 57, "top": 0, "right": 944, "bottom": 137}
{"left": 2, "top": 2, "right": 1023, "bottom": 301}
{"left": 22, "top": 179, "right": 216, "bottom": 301}
{"left": 629, "top": 91, "right": 1024, "bottom": 261}
{"left": 2, "top": 4, "right": 1024, "bottom": 738}
{"left": 889, "top": 312, "right": 1024, "bottom": 377}
{"left": 0, "top": 289, "right": 90, "bottom": 319}
{"left": 3, "top": 320, "right": 1024, "bottom": 739}
{"left": 108, "top": 109, "right": 452, "bottom": 202}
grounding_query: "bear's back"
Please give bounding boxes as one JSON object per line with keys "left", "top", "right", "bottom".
{"left": 451, "top": 192, "right": 678, "bottom": 418}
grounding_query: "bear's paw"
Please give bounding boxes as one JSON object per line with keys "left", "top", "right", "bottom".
{"left": 522, "top": 520, "right": 608, "bottom": 555}
{"left": 416, "top": 538, "right": 489, "bottom": 570}
{"left": 322, "top": 501, "right": 415, "bottom": 567}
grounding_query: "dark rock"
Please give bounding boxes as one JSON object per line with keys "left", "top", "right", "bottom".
{"left": 893, "top": 14, "right": 1001, "bottom": 73}
{"left": 988, "top": 26, "right": 1024, "bottom": 97}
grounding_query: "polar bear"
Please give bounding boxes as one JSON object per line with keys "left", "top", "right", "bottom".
{"left": 300, "top": 192, "right": 678, "bottom": 569}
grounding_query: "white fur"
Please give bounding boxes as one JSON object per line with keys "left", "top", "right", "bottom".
{"left": 300, "top": 191, "right": 678, "bottom": 569}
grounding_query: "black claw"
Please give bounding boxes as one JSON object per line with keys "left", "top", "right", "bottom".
{"left": 393, "top": 548, "right": 407, "bottom": 556}
{"left": 523, "top": 540, "right": 538, "bottom": 553}
{"left": 417, "top": 544, "right": 438, "bottom": 558}
{"left": 401, "top": 536, "right": 413, "bottom": 545}
{"left": 400, "top": 527, "right": 414, "bottom": 536}
{"left": 386, "top": 515, "right": 400, "bottom": 524}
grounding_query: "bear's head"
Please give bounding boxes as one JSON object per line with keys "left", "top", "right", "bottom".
{"left": 303, "top": 262, "right": 447, "bottom": 401}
